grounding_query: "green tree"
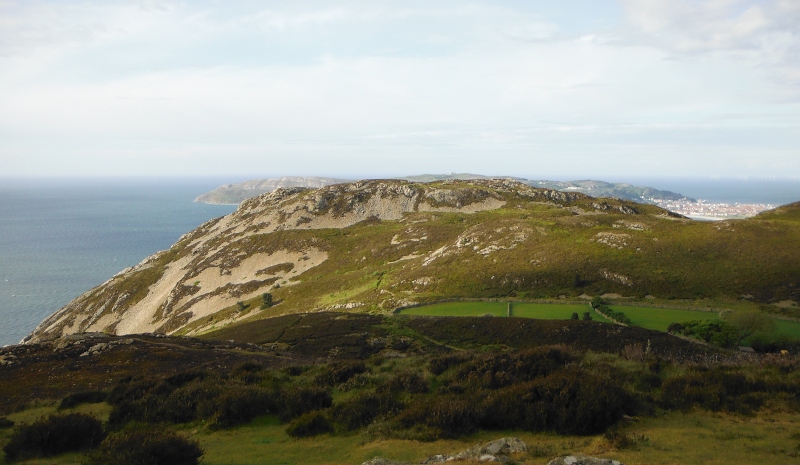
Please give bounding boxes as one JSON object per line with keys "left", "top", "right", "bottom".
{"left": 723, "top": 311, "right": 776, "bottom": 347}
{"left": 261, "top": 292, "right": 273, "bottom": 309}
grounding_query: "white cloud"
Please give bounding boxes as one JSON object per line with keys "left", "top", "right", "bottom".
{"left": 0, "top": 1, "right": 798, "bottom": 178}
{"left": 619, "top": 0, "right": 800, "bottom": 86}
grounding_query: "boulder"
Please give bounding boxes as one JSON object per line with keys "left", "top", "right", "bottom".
{"left": 420, "top": 437, "right": 527, "bottom": 464}
{"left": 362, "top": 458, "right": 411, "bottom": 465}
{"left": 548, "top": 455, "right": 624, "bottom": 465}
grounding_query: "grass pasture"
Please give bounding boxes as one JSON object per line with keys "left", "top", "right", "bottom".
{"left": 606, "top": 305, "right": 718, "bottom": 332}
{"left": 402, "top": 301, "right": 610, "bottom": 321}
{"left": 401, "top": 301, "right": 800, "bottom": 343}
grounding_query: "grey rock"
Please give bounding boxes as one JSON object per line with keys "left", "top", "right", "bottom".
{"left": 79, "top": 342, "right": 109, "bottom": 357}
{"left": 420, "top": 437, "right": 527, "bottom": 464}
{"left": 481, "top": 437, "right": 527, "bottom": 456}
{"left": 548, "top": 455, "right": 624, "bottom": 465}
{"left": 361, "top": 458, "right": 411, "bottom": 465}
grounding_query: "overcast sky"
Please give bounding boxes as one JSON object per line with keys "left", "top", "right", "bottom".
{"left": 1, "top": 0, "right": 799, "bottom": 179}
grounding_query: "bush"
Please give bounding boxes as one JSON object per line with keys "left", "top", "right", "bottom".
{"left": 279, "top": 386, "right": 333, "bottom": 421}
{"left": 660, "top": 368, "right": 758, "bottom": 412}
{"left": 582, "top": 312, "right": 592, "bottom": 321}
{"left": 3, "top": 413, "right": 104, "bottom": 461}
{"left": 286, "top": 411, "right": 333, "bottom": 437}
{"left": 0, "top": 417, "right": 15, "bottom": 429}
{"left": 314, "top": 362, "right": 367, "bottom": 387}
{"left": 261, "top": 292, "right": 273, "bottom": 309}
{"left": 453, "top": 347, "right": 576, "bottom": 389}
{"left": 675, "top": 320, "right": 738, "bottom": 348}
{"left": 378, "top": 372, "right": 428, "bottom": 395}
{"left": 666, "top": 322, "right": 685, "bottom": 334}
{"left": 397, "top": 396, "right": 481, "bottom": 438}
{"left": 108, "top": 378, "right": 224, "bottom": 427}
{"left": 428, "top": 352, "right": 471, "bottom": 375}
{"left": 481, "top": 370, "right": 630, "bottom": 435}
{"left": 330, "top": 392, "right": 402, "bottom": 430}
{"left": 571, "top": 312, "right": 579, "bottom": 320}
{"left": 212, "top": 387, "right": 275, "bottom": 429}
{"left": 88, "top": 429, "right": 202, "bottom": 465}
{"left": 58, "top": 390, "right": 107, "bottom": 410}
{"left": 749, "top": 333, "right": 800, "bottom": 353}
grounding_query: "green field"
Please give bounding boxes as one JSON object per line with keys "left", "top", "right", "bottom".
{"left": 401, "top": 301, "right": 800, "bottom": 340}
{"left": 402, "top": 301, "right": 598, "bottom": 319}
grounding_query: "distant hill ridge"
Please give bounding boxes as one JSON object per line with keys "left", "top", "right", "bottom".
{"left": 26, "top": 178, "right": 799, "bottom": 343}
{"left": 195, "top": 174, "right": 691, "bottom": 205}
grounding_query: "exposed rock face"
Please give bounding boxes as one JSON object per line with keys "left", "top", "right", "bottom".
{"left": 420, "top": 437, "right": 528, "bottom": 463}
{"left": 194, "top": 176, "right": 349, "bottom": 204}
{"left": 364, "top": 437, "right": 527, "bottom": 465}
{"left": 548, "top": 456, "right": 624, "bottom": 465}
{"left": 27, "top": 176, "right": 777, "bottom": 345}
{"left": 26, "top": 179, "right": 539, "bottom": 343}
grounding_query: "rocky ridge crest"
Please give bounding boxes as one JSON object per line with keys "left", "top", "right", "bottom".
{"left": 29, "top": 179, "right": 622, "bottom": 343}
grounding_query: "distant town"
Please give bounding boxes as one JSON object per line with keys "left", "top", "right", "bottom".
{"left": 651, "top": 198, "right": 775, "bottom": 219}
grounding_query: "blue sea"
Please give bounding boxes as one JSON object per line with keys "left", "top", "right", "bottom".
{"left": 0, "top": 178, "right": 237, "bottom": 346}
{"left": 1, "top": 176, "right": 799, "bottom": 347}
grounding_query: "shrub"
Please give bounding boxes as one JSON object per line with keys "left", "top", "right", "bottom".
{"left": 58, "top": 390, "right": 107, "bottom": 410}
{"left": 428, "top": 352, "right": 471, "bottom": 375}
{"left": 571, "top": 312, "right": 579, "bottom": 320}
{"left": 582, "top": 312, "right": 592, "bottom": 321}
{"left": 283, "top": 365, "right": 308, "bottom": 376}
{"left": 107, "top": 378, "right": 157, "bottom": 406}
{"left": 397, "top": 396, "right": 481, "bottom": 438}
{"left": 164, "top": 370, "right": 209, "bottom": 388}
{"left": 3, "top": 413, "right": 104, "bottom": 461}
{"left": 279, "top": 386, "right": 333, "bottom": 421}
{"left": 481, "top": 370, "right": 630, "bottom": 435}
{"left": 158, "top": 381, "right": 223, "bottom": 424}
{"left": 378, "top": 371, "right": 428, "bottom": 395}
{"left": 314, "top": 362, "right": 367, "bottom": 387}
{"left": 660, "top": 368, "right": 758, "bottom": 412}
{"left": 88, "top": 429, "right": 202, "bottom": 465}
{"left": 666, "top": 322, "right": 685, "bottom": 334}
{"left": 453, "top": 347, "right": 576, "bottom": 389}
{"left": 0, "top": 417, "right": 15, "bottom": 429}
{"left": 261, "top": 292, "right": 273, "bottom": 309}
{"left": 723, "top": 311, "right": 777, "bottom": 346}
{"left": 108, "top": 378, "right": 224, "bottom": 427}
{"left": 676, "top": 320, "right": 738, "bottom": 348}
{"left": 230, "top": 362, "right": 266, "bottom": 384}
{"left": 330, "top": 392, "right": 402, "bottom": 430}
{"left": 212, "top": 387, "right": 275, "bottom": 429}
{"left": 749, "top": 333, "right": 800, "bottom": 353}
{"left": 286, "top": 411, "right": 333, "bottom": 437}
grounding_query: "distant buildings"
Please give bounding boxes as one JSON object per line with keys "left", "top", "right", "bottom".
{"left": 651, "top": 198, "right": 774, "bottom": 219}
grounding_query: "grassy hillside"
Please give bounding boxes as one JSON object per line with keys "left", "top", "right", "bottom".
{"left": 28, "top": 180, "right": 800, "bottom": 342}
{"left": 204, "top": 187, "right": 800, "bottom": 331}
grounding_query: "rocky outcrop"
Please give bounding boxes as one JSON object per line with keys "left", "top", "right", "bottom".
{"left": 364, "top": 437, "right": 527, "bottom": 465}
{"left": 195, "top": 176, "right": 348, "bottom": 204}
{"left": 25, "top": 178, "right": 690, "bottom": 344}
{"left": 547, "top": 456, "right": 624, "bottom": 465}
{"left": 25, "top": 180, "right": 525, "bottom": 343}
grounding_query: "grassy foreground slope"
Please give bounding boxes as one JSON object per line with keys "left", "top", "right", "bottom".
{"left": 27, "top": 180, "right": 800, "bottom": 342}
{"left": 4, "top": 313, "right": 800, "bottom": 465}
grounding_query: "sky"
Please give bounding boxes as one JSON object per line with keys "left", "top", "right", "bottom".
{"left": 1, "top": 0, "right": 799, "bottom": 180}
